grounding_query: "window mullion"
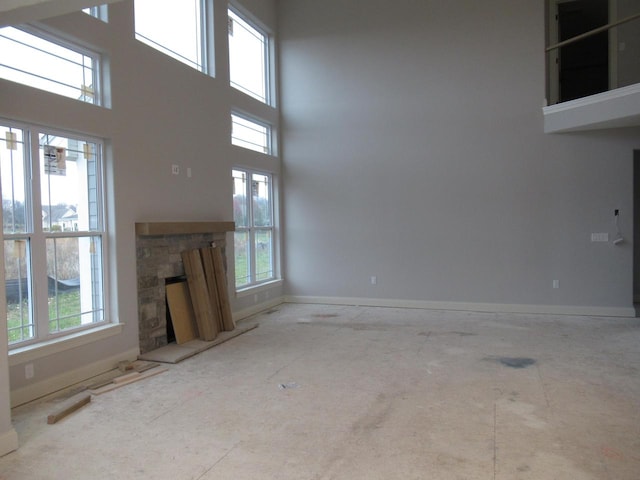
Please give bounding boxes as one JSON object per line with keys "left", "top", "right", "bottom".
{"left": 27, "top": 129, "right": 48, "bottom": 341}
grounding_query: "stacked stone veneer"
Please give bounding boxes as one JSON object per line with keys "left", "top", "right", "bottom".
{"left": 136, "top": 231, "right": 227, "bottom": 354}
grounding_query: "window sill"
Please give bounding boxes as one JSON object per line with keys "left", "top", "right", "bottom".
{"left": 235, "top": 279, "right": 283, "bottom": 298}
{"left": 8, "top": 323, "right": 125, "bottom": 366}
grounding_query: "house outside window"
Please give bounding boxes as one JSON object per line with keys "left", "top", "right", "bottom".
{"left": 232, "top": 168, "right": 275, "bottom": 289}
{"left": 1, "top": 121, "right": 108, "bottom": 346}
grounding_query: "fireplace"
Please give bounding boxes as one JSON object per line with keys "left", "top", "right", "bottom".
{"left": 135, "top": 222, "right": 234, "bottom": 354}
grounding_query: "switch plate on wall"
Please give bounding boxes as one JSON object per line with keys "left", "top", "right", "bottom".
{"left": 591, "top": 233, "right": 609, "bottom": 242}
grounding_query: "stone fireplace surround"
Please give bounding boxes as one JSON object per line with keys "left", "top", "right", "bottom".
{"left": 135, "top": 222, "right": 235, "bottom": 354}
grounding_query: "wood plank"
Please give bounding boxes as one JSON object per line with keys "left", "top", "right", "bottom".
{"left": 212, "top": 246, "right": 235, "bottom": 331}
{"left": 200, "top": 247, "right": 224, "bottom": 333}
{"left": 112, "top": 371, "right": 140, "bottom": 384}
{"left": 181, "top": 249, "right": 219, "bottom": 341}
{"left": 47, "top": 394, "right": 91, "bottom": 424}
{"left": 135, "top": 222, "right": 235, "bottom": 236}
{"left": 166, "top": 281, "right": 199, "bottom": 344}
{"left": 90, "top": 368, "right": 168, "bottom": 395}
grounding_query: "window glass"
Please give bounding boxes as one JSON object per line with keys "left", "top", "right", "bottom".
{"left": 232, "top": 168, "right": 275, "bottom": 289}
{"left": 231, "top": 114, "right": 271, "bottom": 154}
{"left": 0, "top": 27, "right": 99, "bottom": 104}
{"left": 135, "top": 0, "right": 206, "bottom": 72}
{"left": 228, "top": 8, "right": 268, "bottom": 103}
{"left": 2, "top": 121, "right": 107, "bottom": 346}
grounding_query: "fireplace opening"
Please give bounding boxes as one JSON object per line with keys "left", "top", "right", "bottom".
{"left": 165, "top": 275, "right": 187, "bottom": 345}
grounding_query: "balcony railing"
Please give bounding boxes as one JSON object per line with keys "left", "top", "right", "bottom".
{"left": 546, "top": 8, "right": 639, "bottom": 106}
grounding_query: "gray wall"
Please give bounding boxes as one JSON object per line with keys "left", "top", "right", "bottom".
{"left": 617, "top": 0, "right": 640, "bottom": 88}
{"left": 278, "top": 0, "right": 640, "bottom": 311}
{"left": 0, "top": 0, "right": 281, "bottom": 403}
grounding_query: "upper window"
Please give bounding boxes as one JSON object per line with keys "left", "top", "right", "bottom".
{"left": 83, "top": 5, "right": 109, "bottom": 22}
{"left": 135, "top": 0, "right": 210, "bottom": 73}
{"left": 231, "top": 113, "right": 271, "bottom": 155}
{"left": 2, "top": 121, "right": 108, "bottom": 347}
{"left": 228, "top": 8, "right": 270, "bottom": 103}
{"left": 0, "top": 27, "right": 101, "bottom": 105}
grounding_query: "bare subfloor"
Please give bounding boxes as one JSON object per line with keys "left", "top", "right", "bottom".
{"left": 1, "top": 304, "right": 639, "bottom": 479}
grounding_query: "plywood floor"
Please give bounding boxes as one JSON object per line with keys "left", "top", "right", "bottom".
{"left": 1, "top": 303, "right": 639, "bottom": 479}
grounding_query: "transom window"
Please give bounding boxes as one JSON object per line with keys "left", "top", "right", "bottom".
{"left": 232, "top": 168, "right": 275, "bottom": 289}
{"left": 0, "top": 26, "right": 101, "bottom": 105}
{"left": 228, "top": 8, "right": 270, "bottom": 103}
{"left": 1, "top": 120, "right": 108, "bottom": 346}
{"left": 135, "top": 0, "right": 210, "bottom": 73}
{"left": 231, "top": 113, "right": 271, "bottom": 154}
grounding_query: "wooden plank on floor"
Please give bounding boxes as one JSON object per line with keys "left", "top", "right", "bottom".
{"left": 200, "top": 247, "right": 224, "bottom": 333}
{"left": 47, "top": 394, "right": 91, "bottom": 424}
{"left": 90, "top": 368, "right": 169, "bottom": 395}
{"left": 166, "top": 281, "right": 199, "bottom": 344}
{"left": 181, "top": 249, "right": 218, "bottom": 341}
{"left": 212, "top": 246, "right": 235, "bottom": 331}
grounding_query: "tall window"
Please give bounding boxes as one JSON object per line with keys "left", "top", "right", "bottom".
{"left": 232, "top": 169, "right": 274, "bottom": 289}
{"left": 231, "top": 113, "right": 271, "bottom": 154}
{"left": 1, "top": 121, "right": 107, "bottom": 346}
{"left": 135, "top": 0, "right": 210, "bottom": 73}
{"left": 228, "top": 8, "right": 270, "bottom": 103}
{"left": 0, "top": 26, "right": 101, "bottom": 105}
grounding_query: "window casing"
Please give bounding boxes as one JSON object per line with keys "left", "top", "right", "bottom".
{"left": 1, "top": 120, "right": 108, "bottom": 347}
{"left": 231, "top": 113, "right": 272, "bottom": 155}
{"left": 228, "top": 7, "right": 270, "bottom": 104}
{"left": 232, "top": 168, "right": 275, "bottom": 289}
{"left": 135, "top": 0, "right": 211, "bottom": 73}
{"left": 0, "top": 26, "right": 102, "bottom": 105}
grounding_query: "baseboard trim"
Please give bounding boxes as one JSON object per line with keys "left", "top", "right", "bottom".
{"left": 232, "top": 297, "right": 284, "bottom": 323}
{"left": 283, "top": 295, "right": 635, "bottom": 318}
{"left": 0, "top": 428, "right": 18, "bottom": 457}
{"left": 10, "top": 347, "right": 139, "bottom": 408}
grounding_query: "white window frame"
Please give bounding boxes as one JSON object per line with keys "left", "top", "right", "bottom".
{"left": 2, "top": 119, "right": 109, "bottom": 349}
{"left": 231, "top": 112, "right": 272, "bottom": 155}
{"left": 228, "top": 5, "right": 272, "bottom": 104}
{"left": 0, "top": 25, "right": 102, "bottom": 106}
{"left": 134, "top": 0, "right": 214, "bottom": 74}
{"left": 232, "top": 168, "right": 276, "bottom": 290}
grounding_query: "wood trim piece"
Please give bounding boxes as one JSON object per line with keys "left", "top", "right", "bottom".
{"left": 135, "top": 222, "right": 235, "bottom": 236}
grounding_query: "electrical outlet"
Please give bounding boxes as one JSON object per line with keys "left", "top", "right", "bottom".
{"left": 370, "top": 276, "right": 377, "bottom": 285}
{"left": 552, "top": 280, "right": 559, "bottom": 289}
{"left": 25, "top": 363, "right": 34, "bottom": 379}
{"left": 171, "top": 164, "right": 180, "bottom": 175}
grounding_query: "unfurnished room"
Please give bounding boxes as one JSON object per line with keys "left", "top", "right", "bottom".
{"left": 0, "top": 0, "right": 639, "bottom": 479}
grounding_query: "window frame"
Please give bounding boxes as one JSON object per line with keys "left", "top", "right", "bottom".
{"left": 227, "top": 5, "right": 272, "bottom": 105}
{"left": 134, "top": 0, "right": 214, "bottom": 75}
{"left": 0, "top": 25, "right": 103, "bottom": 106}
{"left": 231, "top": 112, "right": 273, "bottom": 155}
{"left": 2, "top": 119, "right": 110, "bottom": 349}
{"left": 232, "top": 167, "right": 277, "bottom": 291}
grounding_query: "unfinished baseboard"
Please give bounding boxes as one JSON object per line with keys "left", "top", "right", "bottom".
{"left": 0, "top": 427, "right": 18, "bottom": 457}
{"left": 10, "top": 347, "right": 139, "bottom": 408}
{"left": 283, "top": 295, "right": 635, "bottom": 318}
{"left": 232, "top": 296, "right": 284, "bottom": 323}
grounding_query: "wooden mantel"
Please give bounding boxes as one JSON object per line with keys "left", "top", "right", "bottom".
{"left": 135, "top": 221, "right": 235, "bottom": 236}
